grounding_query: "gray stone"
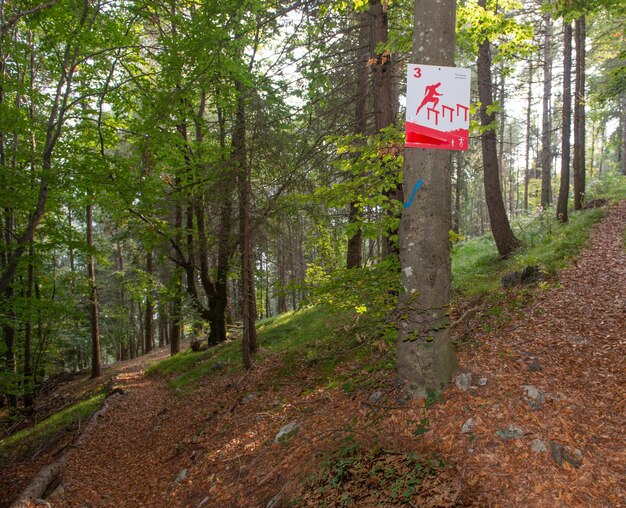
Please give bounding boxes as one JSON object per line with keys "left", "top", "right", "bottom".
{"left": 212, "top": 361, "right": 227, "bottom": 370}
{"left": 266, "top": 493, "right": 282, "bottom": 508}
{"left": 571, "top": 335, "right": 589, "bottom": 345}
{"left": 523, "top": 385, "right": 546, "bottom": 403}
{"left": 274, "top": 422, "right": 300, "bottom": 444}
{"left": 455, "top": 372, "right": 472, "bottom": 391}
{"left": 496, "top": 425, "right": 524, "bottom": 440}
{"left": 369, "top": 390, "right": 384, "bottom": 403}
{"left": 531, "top": 439, "right": 548, "bottom": 453}
{"left": 478, "top": 377, "right": 488, "bottom": 386}
{"left": 175, "top": 469, "right": 188, "bottom": 484}
{"left": 241, "top": 393, "right": 256, "bottom": 404}
{"left": 501, "top": 266, "right": 543, "bottom": 288}
{"left": 526, "top": 399, "right": 541, "bottom": 410}
{"left": 550, "top": 441, "right": 582, "bottom": 468}
{"left": 527, "top": 359, "right": 543, "bottom": 372}
{"left": 461, "top": 418, "right": 476, "bottom": 434}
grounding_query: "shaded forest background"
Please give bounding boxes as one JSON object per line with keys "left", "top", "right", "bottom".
{"left": 1, "top": 0, "right": 625, "bottom": 414}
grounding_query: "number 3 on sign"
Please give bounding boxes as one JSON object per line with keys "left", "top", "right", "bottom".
{"left": 413, "top": 67, "right": 422, "bottom": 78}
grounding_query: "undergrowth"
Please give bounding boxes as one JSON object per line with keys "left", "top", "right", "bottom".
{"left": 148, "top": 306, "right": 388, "bottom": 392}
{"left": 0, "top": 390, "right": 106, "bottom": 462}
{"left": 453, "top": 207, "right": 605, "bottom": 296}
{"left": 297, "top": 434, "right": 456, "bottom": 507}
{"left": 149, "top": 174, "right": 625, "bottom": 391}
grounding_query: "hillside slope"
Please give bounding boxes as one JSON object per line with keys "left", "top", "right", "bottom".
{"left": 4, "top": 201, "right": 625, "bottom": 507}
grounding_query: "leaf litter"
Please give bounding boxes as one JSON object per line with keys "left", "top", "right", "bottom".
{"left": 3, "top": 203, "right": 625, "bottom": 507}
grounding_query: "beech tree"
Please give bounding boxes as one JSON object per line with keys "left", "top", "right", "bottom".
{"left": 397, "top": 0, "right": 459, "bottom": 398}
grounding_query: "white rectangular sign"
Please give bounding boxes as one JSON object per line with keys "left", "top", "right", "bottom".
{"left": 405, "top": 64, "right": 471, "bottom": 151}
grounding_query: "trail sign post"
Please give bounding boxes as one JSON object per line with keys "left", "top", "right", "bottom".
{"left": 405, "top": 64, "right": 471, "bottom": 151}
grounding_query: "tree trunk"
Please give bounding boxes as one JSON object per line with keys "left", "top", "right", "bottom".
{"left": 541, "top": 12, "right": 553, "bottom": 208}
{"left": 497, "top": 71, "right": 506, "bottom": 187}
{"left": 87, "top": 201, "right": 101, "bottom": 378}
{"left": 622, "top": 95, "right": 626, "bottom": 176}
{"left": 23, "top": 246, "right": 34, "bottom": 407}
{"left": 369, "top": 0, "right": 401, "bottom": 258}
{"left": 508, "top": 126, "right": 515, "bottom": 218}
{"left": 170, "top": 196, "right": 184, "bottom": 356}
{"left": 115, "top": 240, "right": 129, "bottom": 360}
{"left": 347, "top": 11, "right": 369, "bottom": 269}
{"left": 453, "top": 153, "right": 462, "bottom": 234}
{"left": 573, "top": 15, "right": 586, "bottom": 209}
{"left": 170, "top": 271, "right": 183, "bottom": 355}
{"left": 144, "top": 249, "right": 154, "bottom": 354}
{"left": 557, "top": 18, "right": 573, "bottom": 223}
{"left": 397, "top": 0, "right": 459, "bottom": 399}
{"left": 235, "top": 82, "right": 257, "bottom": 369}
{"left": 524, "top": 59, "right": 534, "bottom": 211}
{"left": 277, "top": 239, "right": 287, "bottom": 313}
{"left": 477, "top": 2, "right": 521, "bottom": 258}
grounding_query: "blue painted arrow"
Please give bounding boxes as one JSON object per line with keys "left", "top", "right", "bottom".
{"left": 403, "top": 178, "right": 424, "bottom": 208}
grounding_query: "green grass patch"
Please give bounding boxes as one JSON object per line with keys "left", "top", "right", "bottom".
{"left": 0, "top": 392, "right": 106, "bottom": 460}
{"left": 452, "top": 207, "right": 605, "bottom": 296}
{"left": 585, "top": 171, "right": 626, "bottom": 204}
{"left": 147, "top": 339, "right": 242, "bottom": 391}
{"left": 453, "top": 172, "right": 625, "bottom": 297}
{"left": 148, "top": 305, "right": 358, "bottom": 391}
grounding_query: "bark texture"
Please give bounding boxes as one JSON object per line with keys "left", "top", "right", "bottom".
{"left": 235, "top": 82, "right": 257, "bottom": 369}
{"left": 540, "top": 12, "right": 553, "bottom": 208}
{"left": 557, "top": 19, "right": 572, "bottom": 223}
{"left": 397, "top": 0, "right": 459, "bottom": 398}
{"left": 476, "top": 3, "right": 521, "bottom": 258}
{"left": 347, "top": 10, "right": 369, "bottom": 269}
{"left": 87, "top": 202, "right": 101, "bottom": 378}
{"left": 369, "top": 0, "right": 401, "bottom": 258}
{"left": 573, "top": 15, "right": 586, "bottom": 209}
{"left": 144, "top": 249, "right": 154, "bottom": 354}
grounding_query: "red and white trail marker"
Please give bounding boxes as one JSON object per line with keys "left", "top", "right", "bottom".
{"left": 405, "top": 64, "right": 471, "bottom": 151}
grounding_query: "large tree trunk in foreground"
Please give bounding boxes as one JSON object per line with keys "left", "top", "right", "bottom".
{"left": 397, "top": 0, "right": 459, "bottom": 399}
{"left": 476, "top": 3, "right": 521, "bottom": 258}
{"left": 573, "top": 15, "right": 586, "bottom": 209}
{"left": 557, "top": 18, "right": 573, "bottom": 223}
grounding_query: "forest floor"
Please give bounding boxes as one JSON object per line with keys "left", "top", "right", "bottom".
{"left": 3, "top": 201, "right": 625, "bottom": 508}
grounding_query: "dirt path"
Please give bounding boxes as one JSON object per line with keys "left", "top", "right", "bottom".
{"left": 57, "top": 371, "right": 191, "bottom": 507}
{"left": 19, "top": 203, "right": 625, "bottom": 507}
{"left": 420, "top": 201, "right": 626, "bottom": 506}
